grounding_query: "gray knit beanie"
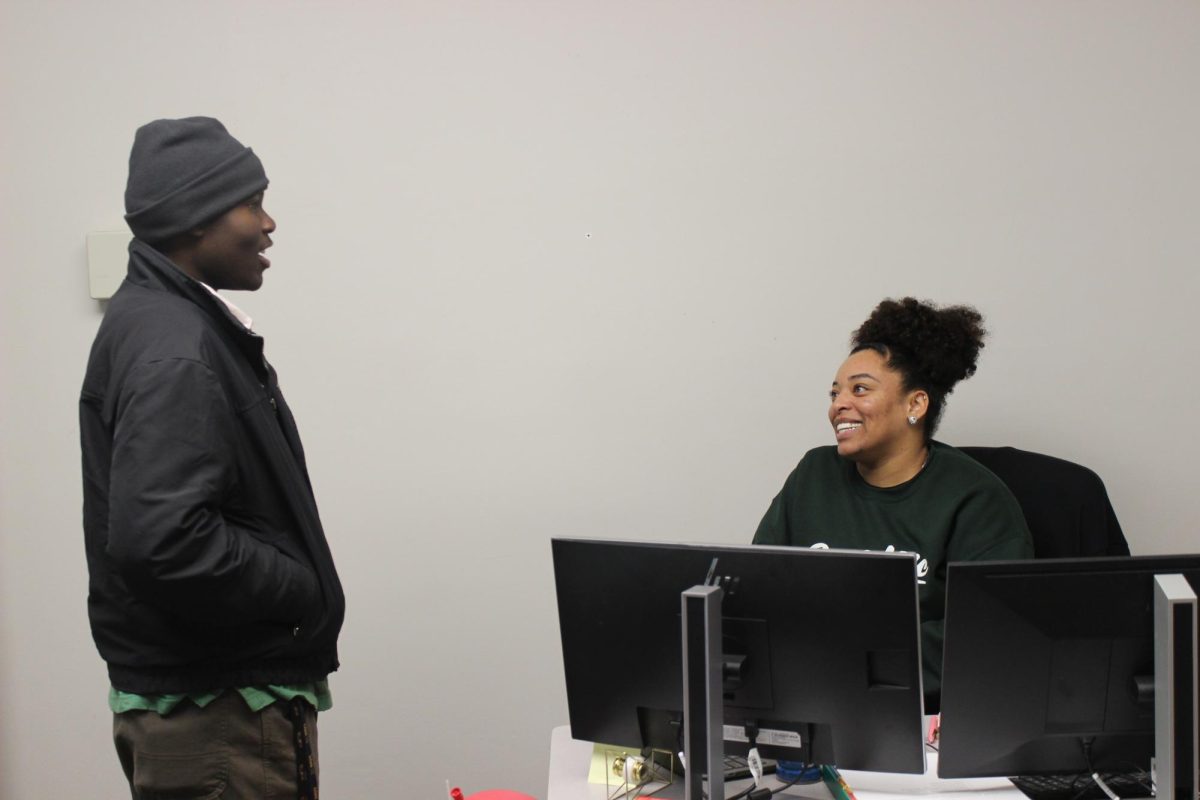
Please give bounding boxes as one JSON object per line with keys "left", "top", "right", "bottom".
{"left": 124, "top": 117, "right": 268, "bottom": 243}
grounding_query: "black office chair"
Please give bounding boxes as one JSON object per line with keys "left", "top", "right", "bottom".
{"left": 957, "top": 446, "right": 1130, "bottom": 559}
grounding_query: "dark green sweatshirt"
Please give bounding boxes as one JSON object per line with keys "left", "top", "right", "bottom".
{"left": 753, "top": 441, "right": 1033, "bottom": 706}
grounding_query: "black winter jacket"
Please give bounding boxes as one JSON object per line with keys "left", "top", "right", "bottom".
{"left": 80, "top": 239, "right": 344, "bottom": 694}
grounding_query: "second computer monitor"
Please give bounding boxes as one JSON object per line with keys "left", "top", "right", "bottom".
{"left": 938, "top": 554, "right": 1200, "bottom": 779}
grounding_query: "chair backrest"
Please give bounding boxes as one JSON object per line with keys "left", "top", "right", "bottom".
{"left": 957, "top": 446, "right": 1130, "bottom": 559}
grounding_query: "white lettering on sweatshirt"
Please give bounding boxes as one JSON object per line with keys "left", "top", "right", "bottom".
{"left": 809, "top": 542, "right": 928, "bottom": 585}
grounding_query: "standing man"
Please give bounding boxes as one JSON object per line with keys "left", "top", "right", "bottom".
{"left": 80, "top": 117, "right": 345, "bottom": 799}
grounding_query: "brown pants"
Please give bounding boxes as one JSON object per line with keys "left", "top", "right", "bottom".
{"left": 112, "top": 691, "right": 318, "bottom": 800}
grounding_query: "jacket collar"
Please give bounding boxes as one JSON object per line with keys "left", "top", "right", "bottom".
{"left": 126, "top": 238, "right": 269, "bottom": 377}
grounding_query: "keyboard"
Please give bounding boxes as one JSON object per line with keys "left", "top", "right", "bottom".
{"left": 1009, "top": 771, "right": 1154, "bottom": 800}
{"left": 721, "top": 754, "right": 776, "bottom": 781}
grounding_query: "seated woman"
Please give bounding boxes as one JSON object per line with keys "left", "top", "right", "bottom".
{"left": 753, "top": 297, "right": 1033, "bottom": 711}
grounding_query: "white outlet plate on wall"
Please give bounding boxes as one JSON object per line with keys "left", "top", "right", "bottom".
{"left": 87, "top": 231, "right": 129, "bottom": 299}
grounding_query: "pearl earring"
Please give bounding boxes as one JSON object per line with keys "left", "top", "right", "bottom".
{"left": 907, "top": 416, "right": 918, "bottom": 426}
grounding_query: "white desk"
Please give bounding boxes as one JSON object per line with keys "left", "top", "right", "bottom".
{"left": 547, "top": 726, "right": 1024, "bottom": 800}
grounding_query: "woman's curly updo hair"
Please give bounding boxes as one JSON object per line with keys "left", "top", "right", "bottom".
{"left": 851, "top": 297, "right": 986, "bottom": 440}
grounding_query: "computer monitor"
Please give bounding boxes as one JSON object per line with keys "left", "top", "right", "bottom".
{"left": 551, "top": 537, "right": 927, "bottom": 774}
{"left": 938, "top": 554, "right": 1200, "bottom": 779}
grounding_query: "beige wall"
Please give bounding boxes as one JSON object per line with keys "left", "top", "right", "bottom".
{"left": 2, "top": 1, "right": 1198, "bottom": 797}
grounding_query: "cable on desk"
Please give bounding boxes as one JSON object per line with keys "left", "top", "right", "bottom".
{"left": 704, "top": 762, "right": 809, "bottom": 800}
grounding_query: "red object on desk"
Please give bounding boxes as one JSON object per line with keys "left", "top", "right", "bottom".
{"left": 927, "top": 714, "right": 941, "bottom": 745}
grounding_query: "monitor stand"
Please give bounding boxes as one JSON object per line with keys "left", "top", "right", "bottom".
{"left": 1154, "top": 573, "right": 1198, "bottom": 800}
{"left": 682, "top": 584, "right": 724, "bottom": 800}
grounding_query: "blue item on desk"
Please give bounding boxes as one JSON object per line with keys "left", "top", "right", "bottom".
{"left": 775, "top": 760, "right": 822, "bottom": 783}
